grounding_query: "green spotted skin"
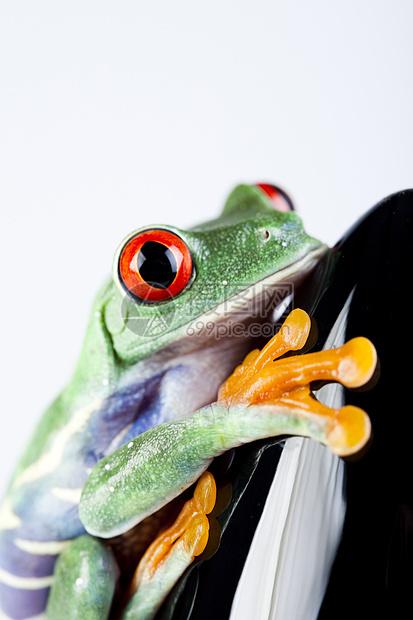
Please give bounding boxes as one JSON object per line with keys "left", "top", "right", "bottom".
{"left": 46, "top": 536, "right": 119, "bottom": 620}
{"left": 79, "top": 402, "right": 328, "bottom": 539}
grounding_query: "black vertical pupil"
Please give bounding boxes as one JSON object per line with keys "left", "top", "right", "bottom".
{"left": 137, "top": 241, "right": 177, "bottom": 289}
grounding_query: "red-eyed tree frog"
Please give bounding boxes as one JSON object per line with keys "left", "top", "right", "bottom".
{"left": 0, "top": 184, "right": 376, "bottom": 620}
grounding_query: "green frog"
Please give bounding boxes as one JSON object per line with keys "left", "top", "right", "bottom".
{"left": 0, "top": 184, "right": 375, "bottom": 620}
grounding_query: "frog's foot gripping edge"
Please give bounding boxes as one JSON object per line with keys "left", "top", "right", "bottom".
{"left": 120, "top": 471, "right": 216, "bottom": 620}
{"left": 218, "top": 308, "right": 376, "bottom": 457}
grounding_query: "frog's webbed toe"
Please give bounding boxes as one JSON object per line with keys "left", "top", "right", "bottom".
{"left": 120, "top": 472, "right": 216, "bottom": 620}
{"left": 218, "top": 308, "right": 376, "bottom": 457}
{"left": 218, "top": 308, "right": 312, "bottom": 404}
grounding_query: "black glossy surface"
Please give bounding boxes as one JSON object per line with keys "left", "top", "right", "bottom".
{"left": 160, "top": 440, "right": 285, "bottom": 620}
{"left": 189, "top": 441, "right": 284, "bottom": 620}
{"left": 166, "top": 190, "right": 413, "bottom": 619}
{"left": 316, "top": 190, "right": 413, "bottom": 619}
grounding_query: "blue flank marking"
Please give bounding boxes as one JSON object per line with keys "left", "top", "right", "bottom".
{"left": 0, "top": 530, "right": 57, "bottom": 579}
{"left": 89, "top": 368, "right": 169, "bottom": 460}
{"left": 0, "top": 581, "right": 49, "bottom": 620}
{"left": 0, "top": 531, "right": 56, "bottom": 619}
{"left": 0, "top": 364, "right": 189, "bottom": 619}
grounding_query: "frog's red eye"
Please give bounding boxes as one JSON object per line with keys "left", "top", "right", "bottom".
{"left": 118, "top": 229, "right": 194, "bottom": 303}
{"left": 256, "top": 183, "right": 294, "bottom": 212}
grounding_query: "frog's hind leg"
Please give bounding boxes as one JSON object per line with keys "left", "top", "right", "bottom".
{"left": 119, "top": 471, "right": 216, "bottom": 620}
{"left": 46, "top": 535, "right": 119, "bottom": 620}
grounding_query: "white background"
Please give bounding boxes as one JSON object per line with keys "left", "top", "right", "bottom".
{"left": 0, "top": 1, "right": 412, "bottom": 499}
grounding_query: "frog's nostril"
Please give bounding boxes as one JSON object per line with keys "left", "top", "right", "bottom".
{"left": 255, "top": 183, "right": 295, "bottom": 212}
{"left": 261, "top": 229, "right": 271, "bottom": 240}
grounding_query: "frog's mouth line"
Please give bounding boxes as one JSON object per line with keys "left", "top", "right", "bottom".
{"left": 116, "top": 243, "right": 330, "bottom": 366}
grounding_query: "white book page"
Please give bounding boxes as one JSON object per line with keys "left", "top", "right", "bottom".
{"left": 230, "top": 292, "right": 354, "bottom": 620}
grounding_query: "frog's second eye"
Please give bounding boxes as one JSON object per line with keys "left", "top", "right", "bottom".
{"left": 118, "top": 229, "right": 193, "bottom": 303}
{"left": 256, "top": 183, "right": 294, "bottom": 212}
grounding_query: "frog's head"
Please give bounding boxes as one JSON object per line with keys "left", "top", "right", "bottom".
{"left": 101, "top": 184, "right": 327, "bottom": 365}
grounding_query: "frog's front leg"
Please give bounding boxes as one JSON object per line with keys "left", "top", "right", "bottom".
{"left": 46, "top": 535, "right": 119, "bottom": 620}
{"left": 79, "top": 309, "right": 376, "bottom": 541}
